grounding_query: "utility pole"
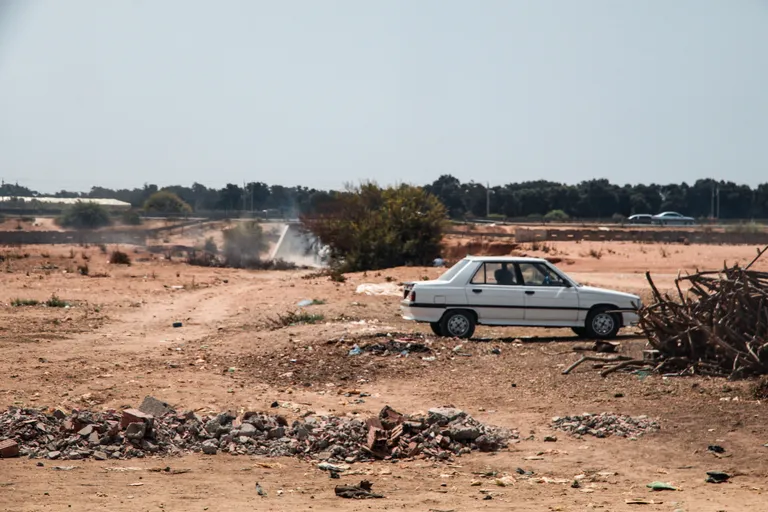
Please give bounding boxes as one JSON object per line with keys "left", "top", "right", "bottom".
{"left": 486, "top": 182, "right": 491, "bottom": 218}
{"left": 716, "top": 185, "right": 720, "bottom": 220}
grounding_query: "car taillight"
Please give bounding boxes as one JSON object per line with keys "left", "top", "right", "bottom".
{"left": 409, "top": 290, "right": 416, "bottom": 302}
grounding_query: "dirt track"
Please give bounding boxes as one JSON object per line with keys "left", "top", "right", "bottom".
{"left": 1, "top": 241, "right": 768, "bottom": 511}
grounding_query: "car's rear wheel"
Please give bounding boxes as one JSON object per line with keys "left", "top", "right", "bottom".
{"left": 429, "top": 322, "right": 443, "bottom": 337}
{"left": 585, "top": 307, "right": 621, "bottom": 339}
{"left": 571, "top": 327, "right": 588, "bottom": 338}
{"left": 440, "top": 310, "right": 476, "bottom": 339}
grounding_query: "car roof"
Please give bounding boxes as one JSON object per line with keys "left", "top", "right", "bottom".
{"left": 464, "top": 255, "right": 548, "bottom": 263}
{"left": 657, "top": 211, "right": 681, "bottom": 215}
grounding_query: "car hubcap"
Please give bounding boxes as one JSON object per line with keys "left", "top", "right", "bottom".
{"left": 447, "top": 315, "right": 470, "bottom": 336}
{"left": 592, "top": 313, "right": 615, "bottom": 336}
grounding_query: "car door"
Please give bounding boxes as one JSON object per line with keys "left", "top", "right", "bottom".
{"left": 517, "top": 262, "right": 579, "bottom": 323}
{"left": 464, "top": 262, "right": 525, "bottom": 322}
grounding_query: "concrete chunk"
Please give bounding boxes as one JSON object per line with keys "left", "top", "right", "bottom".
{"left": 138, "top": 396, "right": 175, "bottom": 418}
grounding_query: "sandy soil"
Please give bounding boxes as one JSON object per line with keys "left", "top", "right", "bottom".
{"left": 1, "top": 239, "right": 767, "bottom": 511}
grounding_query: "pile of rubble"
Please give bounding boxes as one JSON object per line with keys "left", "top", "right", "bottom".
{"left": 551, "top": 413, "right": 660, "bottom": 439}
{"left": 0, "top": 397, "right": 514, "bottom": 462}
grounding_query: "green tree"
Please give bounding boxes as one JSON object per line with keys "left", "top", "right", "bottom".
{"left": 544, "top": 209, "right": 570, "bottom": 222}
{"left": 144, "top": 190, "right": 192, "bottom": 214}
{"left": 301, "top": 183, "right": 447, "bottom": 272}
{"left": 57, "top": 201, "right": 112, "bottom": 229}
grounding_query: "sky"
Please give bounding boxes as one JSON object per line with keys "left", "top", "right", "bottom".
{"left": 0, "top": 0, "right": 767, "bottom": 193}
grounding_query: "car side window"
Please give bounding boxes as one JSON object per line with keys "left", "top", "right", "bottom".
{"left": 518, "top": 263, "right": 567, "bottom": 287}
{"left": 470, "top": 263, "right": 518, "bottom": 285}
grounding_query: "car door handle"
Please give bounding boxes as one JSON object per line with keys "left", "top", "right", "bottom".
{"left": 472, "top": 289, "right": 483, "bottom": 294}
{"left": 525, "top": 290, "right": 535, "bottom": 295}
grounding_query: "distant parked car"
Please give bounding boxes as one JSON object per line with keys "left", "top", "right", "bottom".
{"left": 652, "top": 212, "right": 695, "bottom": 226}
{"left": 627, "top": 214, "right": 653, "bottom": 224}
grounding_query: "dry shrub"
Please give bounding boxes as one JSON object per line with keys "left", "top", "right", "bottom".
{"left": 109, "top": 250, "right": 131, "bottom": 265}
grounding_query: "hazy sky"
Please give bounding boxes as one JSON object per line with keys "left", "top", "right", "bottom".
{"left": 1, "top": 1, "right": 767, "bottom": 193}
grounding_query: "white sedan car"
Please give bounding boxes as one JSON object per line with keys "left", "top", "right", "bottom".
{"left": 401, "top": 256, "right": 641, "bottom": 339}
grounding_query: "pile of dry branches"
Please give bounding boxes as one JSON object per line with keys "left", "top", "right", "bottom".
{"left": 638, "top": 246, "right": 768, "bottom": 378}
{"left": 563, "top": 246, "right": 768, "bottom": 379}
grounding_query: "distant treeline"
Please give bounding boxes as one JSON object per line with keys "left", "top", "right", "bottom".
{"left": 1, "top": 175, "right": 766, "bottom": 220}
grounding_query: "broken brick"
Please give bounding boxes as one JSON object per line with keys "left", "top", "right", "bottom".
{"left": 120, "top": 409, "right": 154, "bottom": 430}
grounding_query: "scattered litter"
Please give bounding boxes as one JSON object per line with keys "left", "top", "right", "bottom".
{"left": 172, "top": 322, "right": 182, "bottom": 328}
{"left": 348, "top": 345, "right": 362, "bottom": 356}
{"left": 362, "top": 340, "right": 430, "bottom": 356}
{"left": 705, "top": 471, "right": 730, "bottom": 484}
{"left": 625, "top": 498, "right": 660, "bottom": 505}
{"left": 646, "top": 481, "right": 677, "bottom": 491}
{"left": 256, "top": 483, "right": 267, "bottom": 497}
{"left": 707, "top": 445, "right": 725, "bottom": 454}
{"left": 52, "top": 466, "right": 77, "bottom": 471}
{"left": 335, "top": 480, "right": 384, "bottom": 499}
{"left": 128, "top": 483, "right": 144, "bottom": 487}
{"left": 318, "top": 462, "right": 348, "bottom": 473}
{"left": 355, "top": 283, "right": 402, "bottom": 297}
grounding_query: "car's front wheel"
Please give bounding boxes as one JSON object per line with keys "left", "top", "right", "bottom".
{"left": 440, "top": 310, "right": 476, "bottom": 339}
{"left": 429, "top": 322, "right": 443, "bottom": 337}
{"left": 585, "top": 307, "right": 621, "bottom": 339}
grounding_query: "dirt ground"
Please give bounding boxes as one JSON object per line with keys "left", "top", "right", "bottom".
{"left": 1, "top": 238, "right": 768, "bottom": 511}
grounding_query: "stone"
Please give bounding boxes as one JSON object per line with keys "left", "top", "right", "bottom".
{"left": 93, "top": 451, "right": 108, "bottom": 461}
{"left": 267, "top": 427, "right": 285, "bottom": 440}
{"left": 239, "top": 424, "right": 257, "bottom": 437}
{"left": 88, "top": 432, "right": 101, "bottom": 445}
{"left": 47, "top": 450, "right": 61, "bottom": 459}
{"left": 448, "top": 422, "right": 481, "bottom": 442}
{"left": 0, "top": 439, "right": 20, "bottom": 458}
{"left": 427, "top": 408, "right": 466, "bottom": 426}
{"left": 125, "top": 422, "right": 147, "bottom": 441}
{"left": 138, "top": 396, "right": 175, "bottom": 418}
{"left": 543, "top": 435, "right": 557, "bottom": 442}
{"left": 78, "top": 425, "right": 94, "bottom": 437}
{"left": 202, "top": 440, "right": 218, "bottom": 455}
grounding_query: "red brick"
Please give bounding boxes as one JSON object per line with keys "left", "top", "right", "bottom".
{"left": 120, "top": 409, "right": 154, "bottom": 429}
{"left": 0, "top": 439, "right": 19, "bottom": 458}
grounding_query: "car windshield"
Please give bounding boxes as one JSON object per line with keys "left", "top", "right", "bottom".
{"left": 542, "top": 262, "right": 581, "bottom": 287}
{"left": 436, "top": 258, "right": 471, "bottom": 282}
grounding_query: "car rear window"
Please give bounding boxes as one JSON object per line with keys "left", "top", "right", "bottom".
{"left": 436, "top": 258, "right": 470, "bottom": 282}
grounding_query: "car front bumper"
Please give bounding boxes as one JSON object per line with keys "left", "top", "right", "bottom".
{"left": 622, "top": 311, "right": 640, "bottom": 327}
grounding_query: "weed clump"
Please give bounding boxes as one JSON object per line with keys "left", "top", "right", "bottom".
{"left": 109, "top": 250, "right": 131, "bottom": 265}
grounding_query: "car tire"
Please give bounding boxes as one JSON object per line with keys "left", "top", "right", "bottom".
{"left": 429, "top": 322, "right": 443, "bottom": 337}
{"left": 440, "top": 310, "right": 476, "bottom": 339}
{"left": 571, "top": 327, "right": 588, "bottom": 338}
{"left": 585, "top": 306, "right": 621, "bottom": 339}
